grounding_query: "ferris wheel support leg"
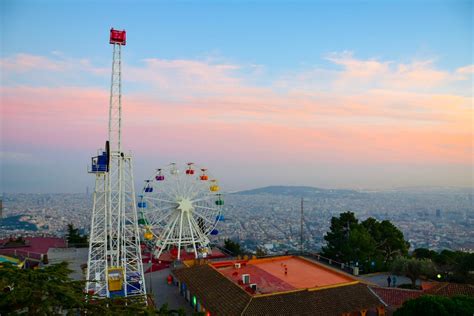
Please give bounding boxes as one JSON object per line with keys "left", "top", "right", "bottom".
{"left": 155, "top": 213, "right": 180, "bottom": 260}
{"left": 189, "top": 215, "right": 210, "bottom": 246}
{"left": 177, "top": 211, "right": 184, "bottom": 261}
{"left": 186, "top": 212, "right": 199, "bottom": 259}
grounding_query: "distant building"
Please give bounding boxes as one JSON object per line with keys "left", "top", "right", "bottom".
{"left": 436, "top": 209, "right": 441, "bottom": 218}
{"left": 0, "top": 199, "right": 3, "bottom": 219}
{"left": 173, "top": 255, "right": 386, "bottom": 315}
{"left": 0, "top": 236, "right": 66, "bottom": 268}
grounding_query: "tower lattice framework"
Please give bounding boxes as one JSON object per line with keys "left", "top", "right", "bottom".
{"left": 86, "top": 29, "right": 146, "bottom": 302}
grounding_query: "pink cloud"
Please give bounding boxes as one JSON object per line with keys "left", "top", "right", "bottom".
{"left": 322, "top": 52, "right": 465, "bottom": 90}
{"left": 0, "top": 53, "right": 107, "bottom": 76}
{"left": 2, "top": 82, "right": 471, "bottom": 166}
{"left": 1, "top": 51, "right": 472, "bottom": 190}
{"left": 456, "top": 64, "right": 474, "bottom": 75}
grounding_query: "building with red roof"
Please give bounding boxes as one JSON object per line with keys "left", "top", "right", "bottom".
{"left": 0, "top": 236, "right": 66, "bottom": 264}
{"left": 371, "top": 281, "right": 474, "bottom": 314}
{"left": 173, "top": 255, "right": 387, "bottom": 315}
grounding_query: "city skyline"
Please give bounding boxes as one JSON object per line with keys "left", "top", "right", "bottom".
{"left": 1, "top": 1, "right": 473, "bottom": 193}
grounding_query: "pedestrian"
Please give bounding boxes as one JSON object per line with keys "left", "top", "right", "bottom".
{"left": 387, "top": 276, "right": 391, "bottom": 287}
{"left": 392, "top": 275, "right": 397, "bottom": 288}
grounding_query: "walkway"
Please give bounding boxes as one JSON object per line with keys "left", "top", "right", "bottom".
{"left": 145, "top": 266, "right": 194, "bottom": 314}
{"left": 359, "top": 273, "right": 421, "bottom": 288}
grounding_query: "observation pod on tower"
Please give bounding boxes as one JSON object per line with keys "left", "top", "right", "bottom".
{"left": 110, "top": 28, "right": 126, "bottom": 45}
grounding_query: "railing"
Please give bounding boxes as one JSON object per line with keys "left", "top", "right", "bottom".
{"left": 301, "top": 251, "right": 354, "bottom": 274}
{"left": 0, "top": 248, "right": 43, "bottom": 261}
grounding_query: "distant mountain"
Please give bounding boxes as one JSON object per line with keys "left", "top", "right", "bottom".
{"left": 234, "top": 185, "right": 362, "bottom": 197}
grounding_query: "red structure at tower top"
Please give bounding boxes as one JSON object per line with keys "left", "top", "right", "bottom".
{"left": 110, "top": 28, "right": 126, "bottom": 45}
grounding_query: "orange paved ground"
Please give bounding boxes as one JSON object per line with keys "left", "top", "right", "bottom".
{"left": 252, "top": 256, "right": 354, "bottom": 289}
{"left": 216, "top": 256, "right": 355, "bottom": 294}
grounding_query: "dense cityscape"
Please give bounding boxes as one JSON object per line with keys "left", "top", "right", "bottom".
{"left": 2, "top": 186, "right": 473, "bottom": 254}
{"left": 2, "top": 1, "right": 473, "bottom": 315}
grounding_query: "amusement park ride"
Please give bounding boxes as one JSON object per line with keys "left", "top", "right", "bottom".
{"left": 85, "top": 29, "right": 146, "bottom": 301}
{"left": 138, "top": 163, "right": 224, "bottom": 260}
{"left": 85, "top": 28, "right": 225, "bottom": 302}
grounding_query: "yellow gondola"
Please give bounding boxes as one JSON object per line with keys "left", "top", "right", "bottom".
{"left": 144, "top": 228, "right": 153, "bottom": 240}
{"left": 210, "top": 180, "right": 220, "bottom": 192}
{"left": 107, "top": 267, "right": 124, "bottom": 292}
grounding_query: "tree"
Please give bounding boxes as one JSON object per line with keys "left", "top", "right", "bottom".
{"left": 413, "top": 248, "right": 438, "bottom": 260}
{"left": 224, "top": 239, "right": 243, "bottom": 256}
{"left": 0, "top": 261, "right": 85, "bottom": 315}
{"left": 322, "top": 212, "right": 368, "bottom": 263}
{"left": 256, "top": 247, "right": 267, "bottom": 257}
{"left": 394, "top": 295, "right": 474, "bottom": 316}
{"left": 66, "top": 223, "right": 88, "bottom": 247}
{"left": 454, "top": 252, "right": 474, "bottom": 284}
{"left": 322, "top": 212, "right": 408, "bottom": 272}
{"left": 362, "top": 218, "right": 409, "bottom": 264}
{"left": 391, "top": 257, "right": 435, "bottom": 288}
{"left": 0, "top": 261, "right": 184, "bottom": 315}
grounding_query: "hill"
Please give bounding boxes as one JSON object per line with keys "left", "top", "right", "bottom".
{"left": 234, "top": 185, "right": 362, "bottom": 197}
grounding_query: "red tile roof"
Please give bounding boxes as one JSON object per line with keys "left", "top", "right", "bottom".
{"left": 174, "top": 263, "right": 385, "bottom": 316}
{"left": 371, "top": 287, "right": 423, "bottom": 307}
{"left": 0, "top": 237, "right": 66, "bottom": 254}
{"left": 424, "top": 282, "right": 474, "bottom": 297}
{"left": 371, "top": 282, "right": 474, "bottom": 308}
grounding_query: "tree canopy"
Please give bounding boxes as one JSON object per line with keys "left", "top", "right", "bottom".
{"left": 66, "top": 223, "right": 88, "bottom": 247}
{"left": 224, "top": 239, "right": 244, "bottom": 256}
{"left": 0, "top": 262, "right": 186, "bottom": 315}
{"left": 391, "top": 256, "right": 435, "bottom": 288}
{"left": 394, "top": 295, "right": 474, "bottom": 316}
{"left": 322, "top": 212, "right": 408, "bottom": 272}
{"left": 412, "top": 248, "right": 474, "bottom": 284}
{"left": 0, "top": 261, "right": 86, "bottom": 315}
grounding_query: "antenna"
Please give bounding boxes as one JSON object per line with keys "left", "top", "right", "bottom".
{"left": 300, "top": 197, "right": 304, "bottom": 254}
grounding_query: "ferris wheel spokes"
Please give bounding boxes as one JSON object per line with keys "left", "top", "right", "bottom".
{"left": 140, "top": 162, "right": 224, "bottom": 260}
{"left": 192, "top": 209, "right": 216, "bottom": 226}
{"left": 145, "top": 196, "right": 176, "bottom": 204}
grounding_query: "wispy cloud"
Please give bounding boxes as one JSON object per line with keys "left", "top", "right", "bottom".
{"left": 1, "top": 52, "right": 472, "bottom": 169}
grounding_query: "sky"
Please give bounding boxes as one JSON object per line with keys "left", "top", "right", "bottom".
{"left": 1, "top": 0, "right": 473, "bottom": 193}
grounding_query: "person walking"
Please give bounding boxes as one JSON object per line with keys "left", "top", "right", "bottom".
{"left": 387, "top": 276, "right": 392, "bottom": 287}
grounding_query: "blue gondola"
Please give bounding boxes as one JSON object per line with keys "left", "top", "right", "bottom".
{"left": 144, "top": 186, "right": 153, "bottom": 193}
{"left": 138, "top": 202, "right": 147, "bottom": 208}
{"left": 215, "top": 215, "right": 225, "bottom": 221}
{"left": 90, "top": 152, "right": 108, "bottom": 172}
{"left": 210, "top": 229, "right": 219, "bottom": 235}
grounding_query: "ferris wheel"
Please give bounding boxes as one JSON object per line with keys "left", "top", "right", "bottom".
{"left": 138, "top": 163, "right": 224, "bottom": 260}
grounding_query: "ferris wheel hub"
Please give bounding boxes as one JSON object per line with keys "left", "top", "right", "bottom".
{"left": 177, "top": 198, "right": 194, "bottom": 213}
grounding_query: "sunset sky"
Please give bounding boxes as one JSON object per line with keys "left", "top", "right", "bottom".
{"left": 1, "top": 0, "right": 472, "bottom": 193}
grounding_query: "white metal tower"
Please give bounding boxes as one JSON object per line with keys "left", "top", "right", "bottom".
{"left": 86, "top": 28, "right": 146, "bottom": 302}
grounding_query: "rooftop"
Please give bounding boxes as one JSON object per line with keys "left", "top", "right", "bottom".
{"left": 173, "top": 257, "right": 384, "bottom": 316}
{"left": 0, "top": 237, "right": 66, "bottom": 261}
{"left": 213, "top": 255, "right": 355, "bottom": 294}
